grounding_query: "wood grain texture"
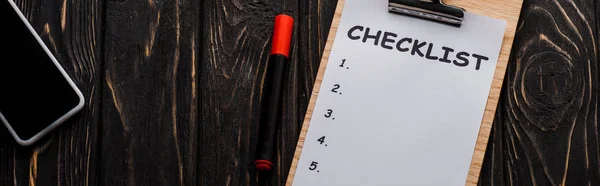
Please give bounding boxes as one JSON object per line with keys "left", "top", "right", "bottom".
{"left": 280, "top": 1, "right": 337, "bottom": 185}
{"left": 1, "top": 0, "right": 598, "bottom": 185}
{"left": 285, "top": 0, "right": 523, "bottom": 185}
{"left": 285, "top": 1, "right": 344, "bottom": 185}
{"left": 478, "top": 0, "right": 600, "bottom": 185}
{"left": 0, "top": 0, "right": 103, "bottom": 185}
{"left": 199, "top": 0, "right": 336, "bottom": 185}
{"left": 443, "top": 1, "right": 523, "bottom": 183}
{"left": 100, "top": 0, "right": 199, "bottom": 185}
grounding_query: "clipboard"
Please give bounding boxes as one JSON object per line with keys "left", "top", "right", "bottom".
{"left": 286, "top": 0, "right": 523, "bottom": 185}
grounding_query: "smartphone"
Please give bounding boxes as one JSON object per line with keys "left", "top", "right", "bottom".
{"left": 0, "top": 0, "right": 85, "bottom": 146}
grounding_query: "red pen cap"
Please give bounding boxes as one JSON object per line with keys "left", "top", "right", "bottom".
{"left": 270, "top": 14, "right": 294, "bottom": 58}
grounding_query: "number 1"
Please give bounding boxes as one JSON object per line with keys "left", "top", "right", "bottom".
{"left": 339, "top": 59, "right": 346, "bottom": 67}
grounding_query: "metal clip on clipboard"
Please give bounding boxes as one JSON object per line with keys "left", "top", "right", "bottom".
{"left": 388, "top": 0, "right": 465, "bottom": 27}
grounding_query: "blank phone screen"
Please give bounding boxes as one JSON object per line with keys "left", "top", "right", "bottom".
{"left": 0, "top": 1, "right": 81, "bottom": 140}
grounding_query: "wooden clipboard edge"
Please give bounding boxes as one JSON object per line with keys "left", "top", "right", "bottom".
{"left": 285, "top": 1, "right": 346, "bottom": 185}
{"left": 286, "top": 0, "right": 523, "bottom": 185}
{"left": 457, "top": 0, "right": 524, "bottom": 185}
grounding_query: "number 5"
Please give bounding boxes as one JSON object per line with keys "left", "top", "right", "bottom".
{"left": 309, "top": 161, "right": 318, "bottom": 171}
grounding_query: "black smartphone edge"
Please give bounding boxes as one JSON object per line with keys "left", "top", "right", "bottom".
{"left": 0, "top": 0, "right": 85, "bottom": 146}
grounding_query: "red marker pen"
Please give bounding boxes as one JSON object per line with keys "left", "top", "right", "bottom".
{"left": 254, "top": 14, "right": 294, "bottom": 171}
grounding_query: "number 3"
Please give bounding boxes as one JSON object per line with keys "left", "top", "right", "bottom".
{"left": 324, "top": 109, "right": 333, "bottom": 118}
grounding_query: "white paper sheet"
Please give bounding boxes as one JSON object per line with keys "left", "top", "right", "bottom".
{"left": 291, "top": 0, "right": 506, "bottom": 185}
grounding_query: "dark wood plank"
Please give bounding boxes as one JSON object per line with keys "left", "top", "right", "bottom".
{"left": 0, "top": 0, "right": 103, "bottom": 185}
{"left": 199, "top": 0, "right": 337, "bottom": 185}
{"left": 101, "top": 0, "right": 200, "bottom": 185}
{"left": 280, "top": 1, "right": 337, "bottom": 185}
{"left": 479, "top": 0, "right": 599, "bottom": 185}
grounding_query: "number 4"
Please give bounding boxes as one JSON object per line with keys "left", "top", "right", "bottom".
{"left": 317, "top": 136, "right": 326, "bottom": 144}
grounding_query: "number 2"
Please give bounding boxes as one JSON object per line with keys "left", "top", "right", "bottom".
{"left": 309, "top": 161, "right": 318, "bottom": 171}
{"left": 331, "top": 84, "right": 340, "bottom": 93}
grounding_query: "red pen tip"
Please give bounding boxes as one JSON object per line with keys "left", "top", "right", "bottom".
{"left": 254, "top": 160, "right": 273, "bottom": 171}
{"left": 270, "top": 14, "right": 294, "bottom": 58}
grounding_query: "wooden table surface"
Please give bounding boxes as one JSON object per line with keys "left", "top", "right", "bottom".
{"left": 0, "top": 0, "right": 598, "bottom": 185}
